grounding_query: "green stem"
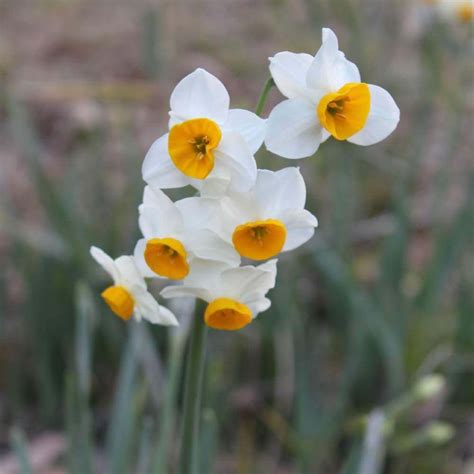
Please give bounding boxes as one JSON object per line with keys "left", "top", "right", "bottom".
{"left": 179, "top": 300, "right": 208, "bottom": 474}
{"left": 255, "top": 77, "right": 275, "bottom": 116}
{"left": 153, "top": 324, "right": 190, "bottom": 474}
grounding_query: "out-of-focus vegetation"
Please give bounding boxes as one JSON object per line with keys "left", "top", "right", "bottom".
{"left": 0, "top": 0, "right": 473, "bottom": 473}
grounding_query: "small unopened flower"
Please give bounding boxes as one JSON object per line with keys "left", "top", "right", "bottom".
{"left": 90, "top": 246, "right": 178, "bottom": 325}
{"left": 142, "top": 68, "right": 266, "bottom": 193}
{"left": 161, "top": 259, "right": 277, "bottom": 331}
{"left": 217, "top": 168, "right": 318, "bottom": 260}
{"left": 414, "top": 374, "right": 446, "bottom": 400}
{"left": 135, "top": 186, "right": 239, "bottom": 280}
{"left": 425, "top": 421, "right": 455, "bottom": 444}
{"left": 265, "top": 28, "right": 400, "bottom": 159}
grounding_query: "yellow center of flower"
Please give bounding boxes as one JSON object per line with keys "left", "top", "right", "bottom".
{"left": 317, "top": 82, "right": 371, "bottom": 140}
{"left": 232, "top": 219, "right": 287, "bottom": 260}
{"left": 101, "top": 285, "right": 135, "bottom": 320}
{"left": 204, "top": 298, "right": 253, "bottom": 331}
{"left": 144, "top": 237, "right": 190, "bottom": 280}
{"left": 168, "top": 118, "right": 222, "bottom": 179}
{"left": 457, "top": 3, "right": 474, "bottom": 22}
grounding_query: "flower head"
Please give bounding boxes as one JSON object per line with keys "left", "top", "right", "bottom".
{"left": 265, "top": 28, "right": 400, "bottom": 159}
{"left": 142, "top": 68, "right": 266, "bottom": 193}
{"left": 161, "top": 259, "right": 277, "bottom": 331}
{"left": 436, "top": 0, "right": 474, "bottom": 23}
{"left": 217, "top": 168, "right": 318, "bottom": 260}
{"left": 135, "top": 186, "right": 240, "bottom": 280}
{"left": 90, "top": 246, "right": 178, "bottom": 326}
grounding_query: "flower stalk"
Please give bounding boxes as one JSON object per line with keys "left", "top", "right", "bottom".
{"left": 255, "top": 77, "right": 275, "bottom": 116}
{"left": 179, "top": 299, "right": 208, "bottom": 474}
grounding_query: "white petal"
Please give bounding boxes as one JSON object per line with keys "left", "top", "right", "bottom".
{"left": 192, "top": 176, "right": 231, "bottom": 198}
{"left": 174, "top": 196, "right": 221, "bottom": 233}
{"left": 269, "top": 52, "right": 315, "bottom": 100}
{"left": 154, "top": 304, "right": 180, "bottom": 326}
{"left": 220, "top": 259, "right": 277, "bottom": 301}
{"left": 322, "top": 27, "right": 340, "bottom": 54}
{"left": 281, "top": 209, "right": 318, "bottom": 252}
{"left": 90, "top": 246, "right": 120, "bottom": 283}
{"left": 265, "top": 98, "right": 323, "bottom": 159}
{"left": 160, "top": 284, "right": 212, "bottom": 303}
{"left": 183, "top": 258, "right": 231, "bottom": 292}
{"left": 214, "top": 131, "right": 257, "bottom": 192}
{"left": 321, "top": 129, "right": 331, "bottom": 142}
{"left": 188, "top": 161, "right": 232, "bottom": 195}
{"left": 221, "top": 190, "right": 257, "bottom": 225}
{"left": 142, "top": 134, "right": 189, "bottom": 189}
{"left": 142, "top": 185, "right": 174, "bottom": 210}
{"left": 135, "top": 290, "right": 179, "bottom": 326}
{"left": 186, "top": 229, "right": 240, "bottom": 267}
{"left": 246, "top": 296, "right": 272, "bottom": 318}
{"left": 138, "top": 208, "right": 159, "bottom": 239}
{"left": 306, "top": 28, "right": 360, "bottom": 93}
{"left": 169, "top": 68, "right": 230, "bottom": 124}
{"left": 225, "top": 109, "right": 266, "bottom": 154}
{"left": 115, "top": 256, "right": 146, "bottom": 290}
{"left": 255, "top": 168, "right": 307, "bottom": 216}
{"left": 348, "top": 85, "right": 400, "bottom": 146}
{"left": 139, "top": 186, "right": 183, "bottom": 237}
{"left": 255, "top": 258, "right": 278, "bottom": 275}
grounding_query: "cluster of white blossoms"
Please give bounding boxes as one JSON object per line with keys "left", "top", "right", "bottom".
{"left": 91, "top": 28, "right": 400, "bottom": 331}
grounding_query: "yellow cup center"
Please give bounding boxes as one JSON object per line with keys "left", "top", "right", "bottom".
{"left": 101, "top": 285, "right": 135, "bottom": 320}
{"left": 168, "top": 118, "right": 222, "bottom": 179}
{"left": 144, "top": 237, "right": 189, "bottom": 280}
{"left": 457, "top": 3, "right": 474, "bottom": 22}
{"left": 204, "top": 298, "right": 253, "bottom": 331}
{"left": 317, "top": 82, "right": 371, "bottom": 140}
{"left": 232, "top": 219, "right": 287, "bottom": 260}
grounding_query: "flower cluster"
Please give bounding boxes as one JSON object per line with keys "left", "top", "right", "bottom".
{"left": 91, "top": 28, "right": 399, "bottom": 331}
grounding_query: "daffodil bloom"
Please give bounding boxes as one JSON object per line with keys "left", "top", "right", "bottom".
{"left": 265, "top": 28, "right": 400, "bottom": 159}
{"left": 215, "top": 168, "right": 318, "bottom": 260}
{"left": 437, "top": 0, "right": 473, "bottom": 23}
{"left": 134, "top": 186, "right": 240, "bottom": 280}
{"left": 161, "top": 259, "right": 277, "bottom": 331}
{"left": 90, "top": 246, "right": 178, "bottom": 325}
{"left": 142, "top": 68, "right": 266, "bottom": 193}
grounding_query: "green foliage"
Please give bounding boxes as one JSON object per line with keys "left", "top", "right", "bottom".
{"left": 1, "top": 1, "right": 472, "bottom": 472}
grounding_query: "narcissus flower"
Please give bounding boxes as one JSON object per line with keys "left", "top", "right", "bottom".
{"left": 217, "top": 168, "right": 318, "bottom": 260}
{"left": 142, "top": 68, "right": 266, "bottom": 192}
{"left": 90, "top": 246, "right": 178, "bottom": 325}
{"left": 436, "top": 0, "right": 474, "bottom": 23}
{"left": 161, "top": 259, "right": 277, "bottom": 331}
{"left": 134, "top": 186, "right": 239, "bottom": 280}
{"left": 265, "top": 28, "right": 400, "bottom": 159}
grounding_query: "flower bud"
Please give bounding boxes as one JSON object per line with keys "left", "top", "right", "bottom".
{"left": 425, "top": 421, "right": 455, "bottom": 444}
{"left": 414, "top": 374, "right": 445, "bottom": 400}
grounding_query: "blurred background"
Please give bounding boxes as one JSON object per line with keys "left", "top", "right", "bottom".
{"left": 1, "top": 0, "right": 473, "bottom": 473}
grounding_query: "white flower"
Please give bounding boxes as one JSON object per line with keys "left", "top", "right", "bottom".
{"left": 265, "top": 28, "right": 400, "bottom": 159}
{"left": 436, "top": 0, "right": 473, "bottom": 23}
{"left": 161, "top": 259, "right": 277, "bottom": 331}
{"left": 142, "top": 68, "right": 266, "bottom": 193}
{"left": 216, "top": 168, "right": 318, "bottom": 260}
{"left": 90, "top": 246, "right": 178, "bottom": 326}
{"left": 134, "top": 185, "right": 240, "bottom": 280}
